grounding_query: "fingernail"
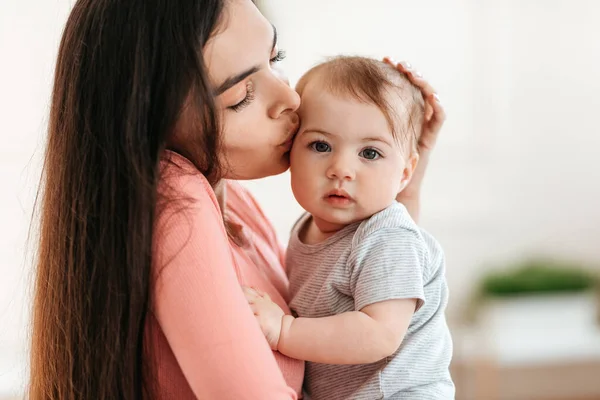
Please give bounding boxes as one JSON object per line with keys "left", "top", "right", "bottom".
{"left": 403, "top": 62, "right": 412, "bottom": 69}
{"left": 415, "top": 71, "right": 423, "bottom": 78}
{"left": 433, "top": 93, "right": 441, "bottom": 102}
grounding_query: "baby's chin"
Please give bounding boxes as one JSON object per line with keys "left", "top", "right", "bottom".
{"left": 312, "top": 209, "right": 365, "bottom": 229}
{"left": 315, "top": 203, "right": 394, "bottom": 226}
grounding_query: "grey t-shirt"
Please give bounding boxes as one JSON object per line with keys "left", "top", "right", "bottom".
{"left": 286, "top": 202, "right": 454, "bottom": 400}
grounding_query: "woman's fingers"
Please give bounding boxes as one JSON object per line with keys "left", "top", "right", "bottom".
{"left": 382, "top": 57, "right": 446, "bottom": 151}
{"left": 401, "top": 67, "right": 436, "bottom": 98}
{"left": 428, "top": 93, "right": 445, "bottom": 131}
{"left": 382, "top": 57, "right": 438, "bottom": 104}
{"left": 382, "top": 56, "right": 395, "bottom": 67}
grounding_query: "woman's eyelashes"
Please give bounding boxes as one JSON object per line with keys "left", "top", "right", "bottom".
{"left": 270, "top": 50, "right": 286, "bottom": 64}
{"left": 228, "top": 50, "right": 286, "bottom": 112}
{"left": 229, "top": 81, "right": 255, "bottom": 112}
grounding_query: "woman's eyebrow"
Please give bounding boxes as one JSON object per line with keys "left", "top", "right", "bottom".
{"left": 213, "top": 25, "right": 277, "bottom": 96}
{"left": 214, "top": 67, "right": 259, "bottom": 95}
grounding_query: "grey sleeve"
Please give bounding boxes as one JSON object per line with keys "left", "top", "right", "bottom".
{"left": 349, "top": 228, "right": 426, "bottom": 312}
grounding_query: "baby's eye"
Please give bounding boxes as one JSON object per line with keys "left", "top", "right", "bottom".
{"left": 360, "top": 148, "right": 381, "bottom": 160}
{"left": 310, "top": 141, "right": 331, "bottom": 153}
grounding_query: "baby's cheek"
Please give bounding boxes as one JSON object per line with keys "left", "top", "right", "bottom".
{"left": 289, "top": 143, "right": 308, "bottom": 171}
{"left": 289, "top": 140, "right": 301, "bottom": 155}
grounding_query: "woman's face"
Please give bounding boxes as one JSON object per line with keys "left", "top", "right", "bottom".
{"left": 203, "top": 0, "right": 301, "bottom": 180}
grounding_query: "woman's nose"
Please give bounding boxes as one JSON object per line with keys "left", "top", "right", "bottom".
{"left": 268, "top": 73, "right": 301, "bottom": 119}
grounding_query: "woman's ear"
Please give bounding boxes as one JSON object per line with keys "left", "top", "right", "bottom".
{"left": 398, "top": 152, "right": 420, "bottom": 193}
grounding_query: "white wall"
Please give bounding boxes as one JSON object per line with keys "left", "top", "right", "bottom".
{"left": 1, "top": 0, "right": 600, "bottom": 396}
{"left": 0, "top": 0, "right": 75, "bottom": 395}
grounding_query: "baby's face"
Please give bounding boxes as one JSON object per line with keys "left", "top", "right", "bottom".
{"left": 290, "top": 81, "right": 413, "bottom": 231}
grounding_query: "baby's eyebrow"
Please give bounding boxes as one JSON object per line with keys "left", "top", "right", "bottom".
{"left": 302, "top": 128, "right": 335, "bottom": 137}
{"left": 362, "top": 135, "right": 393, "bottom": 146}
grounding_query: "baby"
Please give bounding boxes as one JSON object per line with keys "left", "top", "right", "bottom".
{"left": 244, "top": 56, "right": 454, "bottom": 400}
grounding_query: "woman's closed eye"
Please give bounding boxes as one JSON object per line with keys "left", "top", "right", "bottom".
{"left": 227, "top": 49, "right": 286, "bottom": 112}
{"left": 229, "top": 81, "right": 255, "bottom": 112}
{"left": 227, "top": 51, "right": 285, "bottom": 112}
{"left": 270, "top": 50, "right": 286, "bottom": 64}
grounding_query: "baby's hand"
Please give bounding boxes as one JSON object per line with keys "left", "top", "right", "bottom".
{"left": 242, "top": 287, "right": 285, "bottom": 350}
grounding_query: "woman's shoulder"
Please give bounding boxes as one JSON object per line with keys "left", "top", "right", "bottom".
{"left": 156, "top": 151, "right": 226, "bottom": 243}
{"left": 158, "top": 150, "right": 219, "bottom": 210}
{"left": 153, "top": 151, "right": 229, "bottom": 271}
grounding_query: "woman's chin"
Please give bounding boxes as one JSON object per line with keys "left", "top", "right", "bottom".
{"left": 282, "top": 150, "right": 292, "bottom": 167}
{"left": 234, "top": 158, "right": 290, "bottom": 180}
{"left": 267, "top": 153, "right": 291, "bottom": 177}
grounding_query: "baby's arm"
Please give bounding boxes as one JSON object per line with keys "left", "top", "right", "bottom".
{"left": 244, "top": 288, "right": 417, "bottom": 364}
{"left": 245, "top": 222, "right": 427, "bottom": 365}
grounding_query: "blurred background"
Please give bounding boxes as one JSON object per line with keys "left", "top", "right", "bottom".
{"left": 1, "top": 0, "right": 599, "bottom": 399}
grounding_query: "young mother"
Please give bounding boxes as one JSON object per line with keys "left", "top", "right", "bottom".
{"left": 29, "top": 0, "right": 445, "bottom": 398}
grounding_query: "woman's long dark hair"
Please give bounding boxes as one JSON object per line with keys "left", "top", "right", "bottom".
{"left": 30, "top": 0, "right": 225, "bottom": 398}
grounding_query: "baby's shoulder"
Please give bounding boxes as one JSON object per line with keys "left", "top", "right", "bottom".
{"left": 353, "top": 202, "right": 421, "bottom": 244}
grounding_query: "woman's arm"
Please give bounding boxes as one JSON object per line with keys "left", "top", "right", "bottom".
{"left": 153, "top": 171, "right": 297, "bottom": 400}
{"left": 384, "top": 59, "right": 446, "bottom": 223}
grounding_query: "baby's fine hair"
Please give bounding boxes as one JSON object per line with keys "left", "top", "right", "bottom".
{"left": 296, "top": 56, "right": 424, "bottom": 152}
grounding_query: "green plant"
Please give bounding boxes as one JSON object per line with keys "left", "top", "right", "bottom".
{"left": 479, "top": 259, "right": 598, "bottom": 297}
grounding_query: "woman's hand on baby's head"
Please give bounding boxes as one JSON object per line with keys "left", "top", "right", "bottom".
{"left": 384, "top": 57, "right": 446, "bottom": 221}
{"left": 382, "top": 57, "right": 445, "bottom": 154}
{"left": 242, "top": 286, "right": 285, "bottom": 350}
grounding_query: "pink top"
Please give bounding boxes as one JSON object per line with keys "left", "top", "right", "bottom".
{"left": 148, "top": 151, "right": 304, "bottom": 399}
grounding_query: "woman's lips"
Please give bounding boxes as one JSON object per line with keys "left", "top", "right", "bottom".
{"left": 281, "top": 138, "right": 294, "bottom": 151}
{"left": 279, "top": 121, "right": 300, "bottom": 149}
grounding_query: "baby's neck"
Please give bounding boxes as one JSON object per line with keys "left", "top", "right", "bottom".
{"left": 300, "top": 215, "right": 348, "bottom": 245}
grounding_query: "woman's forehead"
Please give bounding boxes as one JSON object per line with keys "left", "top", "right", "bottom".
{"left": 203, "top": 0, "right": 274, "bottom": 87}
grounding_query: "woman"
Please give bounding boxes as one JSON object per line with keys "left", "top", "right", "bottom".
{"left": 29, "top": 0, "right": 445, "bottom": 399}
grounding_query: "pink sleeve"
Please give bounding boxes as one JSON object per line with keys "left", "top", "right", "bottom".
{"left": 153, "top": 171, "right": 297, "bottom": 400}
{"left": 279, "top": 242, "right": 287, "bottom": 272}
{"left": 238, "top": 184, "right": 288, "bottom": 270}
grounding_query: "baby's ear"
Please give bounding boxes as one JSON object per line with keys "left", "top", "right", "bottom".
{"left": 408, "top": 152, "right": 419, "bottom": 174}
{"left": 404, "top": 152, "right": 420, "bottom": 180}
{"left": 398, "top": 153, "right": 420, "bottom": 193}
